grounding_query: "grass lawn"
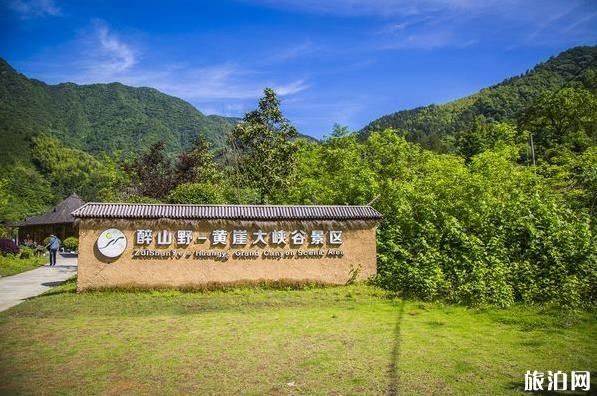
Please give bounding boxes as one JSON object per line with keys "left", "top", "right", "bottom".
{"left": 0, "top": 282, "right": 595, "bottom": 395}
{"left": 0, "top": 255, "right": 46, "bottom": 277}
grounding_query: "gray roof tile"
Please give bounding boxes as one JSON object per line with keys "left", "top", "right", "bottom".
{"left": 72, "top": 203, "right": 382, "bottom": 221}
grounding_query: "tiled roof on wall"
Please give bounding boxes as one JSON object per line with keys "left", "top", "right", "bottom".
{"left": 72, "top": 203, "right": 382, "bottom": 221}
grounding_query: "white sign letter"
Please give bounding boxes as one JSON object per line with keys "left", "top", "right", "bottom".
{"left": 177, "top": 230, "right": 193, "bottom": 245}
{"left": 329, "top": 230, "right": 343, "bottom": 245}
{"left": 311, "top": 230, "right": 324, "bottom": 245}
{"left": 232, "top": 230, "right": 248, "bottom": 245}
{"left": 291, "top": 230, "right": 307, "bottom": 245}
{"left": 212, "top": 230, "right": 228, "bottom": 245}
{"left": 136, "top": 229, "right": 152, "bottom": 245}
{"left": 157, "top": 230, "right": 172, "bottom": 246}
{"left": 271, "top": 230, "right": 287, "bottom": 245}
{"left": 571, "top": 371, "right": 590, "bottom": 391}
{"left": 252, "top": 230, "right": 267, "bottom": 245}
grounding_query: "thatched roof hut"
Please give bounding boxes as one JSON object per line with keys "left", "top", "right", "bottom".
{"left": 12, "top": 193, "right": 85, "bottom": 244}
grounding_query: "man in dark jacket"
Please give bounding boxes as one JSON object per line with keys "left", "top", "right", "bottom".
{"left": 45, "top": 234, "right": 61, "bottom": 266}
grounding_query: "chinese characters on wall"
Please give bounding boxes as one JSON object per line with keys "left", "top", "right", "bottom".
{"left": 135, "top": 229, "right": 343, "bottom": 247}
{"left": 131, "top": 228, "right": 345, "bottom": 261}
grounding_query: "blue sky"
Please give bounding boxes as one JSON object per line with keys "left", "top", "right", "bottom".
{"left": 1, "top": 0, "right": 596, "bottom": 139}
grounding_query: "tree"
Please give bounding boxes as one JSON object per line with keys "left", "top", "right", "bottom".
{"left": 455, "top": 119, "right": 525, "bottom": 160}
{"left": 520, "top": 87, "right": 597, "bottom": 159}
{"left": 228, "top": 88, "right": 299, "bottom": 203}
{"left": 126, "top": 141, "right": 174, "bottom": 200}
{"left": 31, "top": 134, "right": 124, "bottom": 202}
{"left": 174, "top": 136, "right": 219, "bottom": 184}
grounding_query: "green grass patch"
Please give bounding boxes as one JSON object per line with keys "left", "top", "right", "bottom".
{"left": 0, "top": 254, "right": 46, "bottom": 277}
{"left": 0, "top": 283, "right": 594, "bottom": 394}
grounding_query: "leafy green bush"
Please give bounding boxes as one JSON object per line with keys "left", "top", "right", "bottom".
{"left": 371, "top": 138, "right": 596, "bottom": 308}
{"left": 286, "top": 130, "right": 596, "bottom": 308}
{"left": 19, "top": 246, "right": 34, "bottom": 259}
{"left": 0, "top": 253, "right": 47, "bottom": 276}
{"left": 42, "top": 236, "right": 52, "bottom": 247}
{"left": 0, "top": 239, "right": 19, "bottom": 256}
{"left": 121, "top": 195, "right": 162, "bottom": 204}
{"left": 167, "top": 182, "right": 225, "bottom": 204}
{"left": 62, "top": 237, "right": 78, "bottom": 251}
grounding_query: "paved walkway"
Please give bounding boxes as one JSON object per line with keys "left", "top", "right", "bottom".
{"left": 0, "top": 255, "right": 77, "bottom": 312}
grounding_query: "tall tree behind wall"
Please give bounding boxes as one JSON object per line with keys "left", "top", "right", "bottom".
{"left": 228, "top": 88, "right": 299, "bottom": 204}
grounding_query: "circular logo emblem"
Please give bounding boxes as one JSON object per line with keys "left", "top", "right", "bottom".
{"left": 97, "top": 228, "right": 127, "bottom": 258}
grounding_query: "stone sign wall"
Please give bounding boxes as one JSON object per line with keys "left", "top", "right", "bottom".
{"left": 76, "top": 218, "right": 377, "bottom": 290}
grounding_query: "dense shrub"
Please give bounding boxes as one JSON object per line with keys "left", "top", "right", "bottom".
{"left": 19, "top": 246, "right": 34, "bottom": 259}
{"left": 42, "top": 236, "right": 52, "bottom": 247}
{"left": 62, "top": 237, "right": 78, "bottom": 251}
{"left": 0, "top": 253, "right": 46, "bottom": 276}
{"left": 376, "top": 179, "right": 594, "bottom": 307}
{"left": 167, "top": 182, "right": 225, "bottom": 204}
{"left": 120, "top": 195, "right": 161, "bottom": 204}
{"left": 286, "top": 130, "right": 596, "bottom": 308}
{"left": 0, "top": 238, "right": 19, "bottom": 255}
{"left": 371, "top": 140, "right": 596, "bottom": 308}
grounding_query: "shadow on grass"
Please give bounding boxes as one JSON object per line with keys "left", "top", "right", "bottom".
{"left": 78, "top": 279, "right": 339, "bottom": 293}
{"left": 387, "top": 299, "right": 406, "bottom": 396}
{"left": 15, "top": 280, "right": 368, "bottom": 319}
{"left": 26, "top": 278, "right": 77, "bottom": 300}
{"left": 41, "top": 281, "right": 67, "bottom": 287}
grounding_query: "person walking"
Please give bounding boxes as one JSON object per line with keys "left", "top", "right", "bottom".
{"left": 45, "top": 234, "right": 61, "bottom": 266}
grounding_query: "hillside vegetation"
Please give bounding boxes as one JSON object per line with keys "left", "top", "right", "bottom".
{"left": 0, "top": 58, "right": 238, "bottom": 166}
{"left": 0, "top": 58, "right": 239, "bottom": 220}
{"left": 361, "top": 46, "right": 597, "bottom": 152}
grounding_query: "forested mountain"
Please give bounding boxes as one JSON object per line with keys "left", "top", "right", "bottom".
{"left": 0, "top": 58, "right": 239, "bottom": 166}
{"left": 0, "top": 47, "right": 594, "bottom": 223}
{"left": 361, "top": 46, "right": 597, "bottom": 151}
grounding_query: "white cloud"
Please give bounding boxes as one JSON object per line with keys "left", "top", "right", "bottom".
{"left": 142, "top": 64, "right": 261, "bottom": 100}
{"left": 382, "top": 23, "right": 409, "bottom": 33}
{"left": 199, "top": 103, "right": 252, "bottom": 117}
{"left": 520, "top": 3, "right": 596, "bottom": 46}
{"left": 34, "top": 22, "right": 309, "bottom": 113}
{"left": 58, "top": 23, "right": 138, "bottom": 84}
{"left": 265, "top": 42, "right": 317, "bottom": 63}
{"left": 246, "top": 0, "right": 489, "bottom": 18}
{"left": 273, "top": 79, "right": 310, "bottom": 96}
{"left": 379, "top": 30, "right": 477, "bottom": 50}
{"left": 250, "top": 0, "right": 597, "bottom": 50}
{"left": 8, "top": 0, "right": 60, "bottom": 17}
{"left": 96, "top": 23, "right": 136, "bottom": 73}
{"left": 562, "top": 11, "right": 597, "bottom": 34}
{"left": 127, "top": 63, "right": 308, "bottom": 101}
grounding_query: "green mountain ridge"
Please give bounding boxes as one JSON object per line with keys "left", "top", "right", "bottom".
{"left": 360, "top": 46, "right": 597, "bottom": 151}
{"left": 0, "top": 58, "right": 239, "bottom": 166}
